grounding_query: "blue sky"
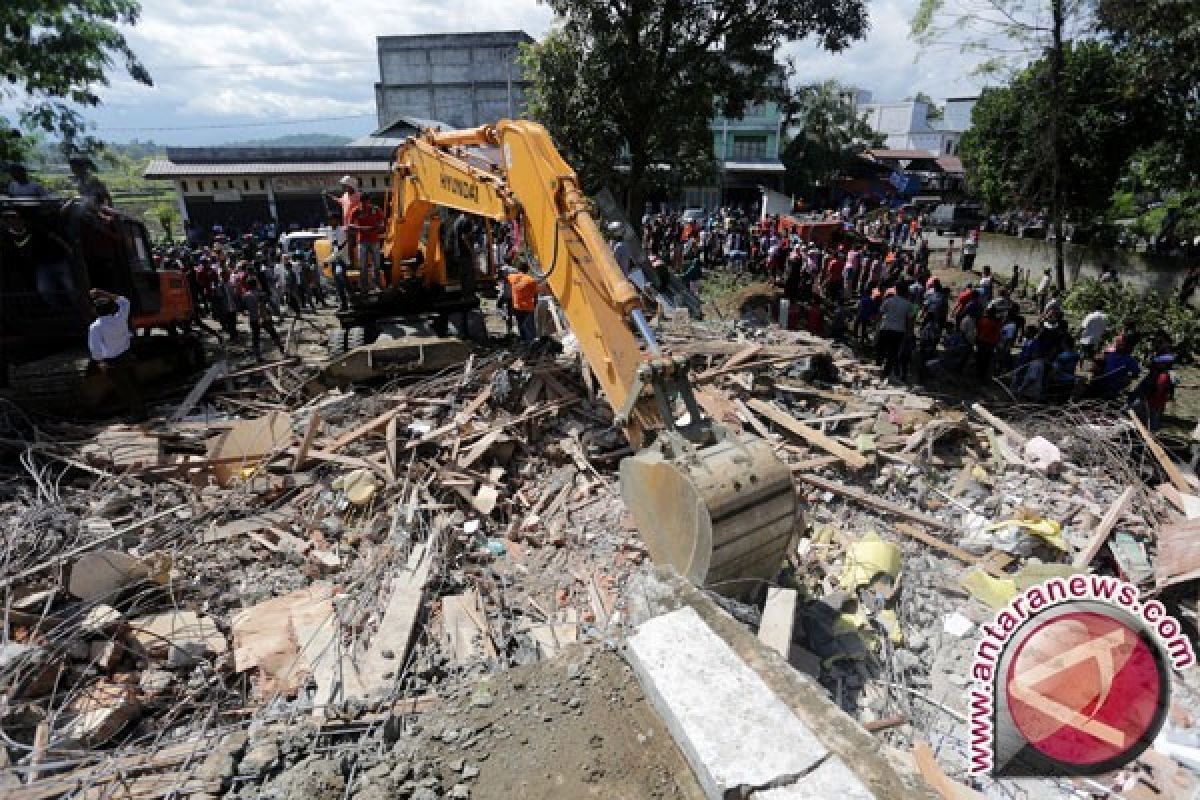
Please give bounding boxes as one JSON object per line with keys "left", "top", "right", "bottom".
{"left": 10, "top": 0, "right": 993, "bottom": 146}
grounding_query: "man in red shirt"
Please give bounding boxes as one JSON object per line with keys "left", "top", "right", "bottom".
{"left": 974, "top": 308, "right": 1004, "bottom": 380}
{"left": 824, "top": 252, "right": 844, "bottom": 302}
{"left": 351, "top": 198, "right": 386, "bottom": 290}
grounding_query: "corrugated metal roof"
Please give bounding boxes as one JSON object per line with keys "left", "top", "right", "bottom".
{"left": 867, "top": 148, "right": 939, "bottom": 161}
{"left": 936, "top": 156, "right": 964, "bottom": 174}
{"left": 722, "top": 161, "right": 786, "bottom": 173}
{"left": 144, "top": 159, "right": 392, "bottom": 178}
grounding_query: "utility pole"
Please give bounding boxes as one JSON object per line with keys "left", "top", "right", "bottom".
{"left": 1049, "top": 0, "right": 1066, "bottom": 290}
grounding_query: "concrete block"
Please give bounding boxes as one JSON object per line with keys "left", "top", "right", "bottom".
{"left": 627, "top": 606, "right": 851, "bottom": 799}
{"left": 756, "top": 756, "right": 876, "bottom": 799}
{"left": 758, "top": 587, "right": 798, "bottom": 657}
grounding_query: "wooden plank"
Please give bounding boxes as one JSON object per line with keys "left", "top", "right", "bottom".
{"left": 796, "top": 472, "right": 955, "bottom": 532}
{"left": 773, "top": 383, "right": 864, "bottom": 407}
{"left": 458, "top": 430, "right": 501, "bottom": 469}
{"left": 223, "top": 357, "right": 298, "bottom": 380}
{"left": 441, "top": 593, "right": 484, "bottom": 664}
{"left": 970, "top": 403, "right": 1027, "bottom": 445}
{"left": 325, "top": 407, "right": 400, "bottom": 453}
{"left": 758, "top": 587, "right": 797, "bottom": 658}
{"left": 291, "top": 409, "right": 322, "bottom": 472}
{"left": 171, "top": 360, "right": 227, "bottom": 422}
{"left": 893, "top": 523, "right": 1002, "bottom": 577}
{"left": 746, "top": 398, "right": 868, "bottom": 469}
{"left": 733, "top": 399, "right": 777, "bottom": 445}
{"left": 1073, "top": 486, "right": 1136, "bottom": 568}
{"left": 285, "top": 446, "right": 388, "bottom": 477}
{"left": 456, "top": 385, "right": 493, "bottom": 422}
{"left": 384, "top": 414, "right": 400, "bottom": 484}
{"left": 787, "top": 454, "right": 842, "bottom": 471}
{"left": 913, "top": 740, "right": 987, "bottom": 800}
{"left": 695, "top": 343, "right": 762, "bottom": 381}
{"left": 1128, "top": 410, "right": 1192, "bottom": 494}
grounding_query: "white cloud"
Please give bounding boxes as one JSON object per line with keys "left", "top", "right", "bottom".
{"left": 55, "top": 0, "right": 1012, "bottom": 144}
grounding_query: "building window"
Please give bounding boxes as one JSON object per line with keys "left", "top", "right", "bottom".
{"left": 730, "top": 135, "right": 768, "bottom": 160}
{"left": 227, "top": 180, "right": 234, "bottom": 189}
{"left": 243, "top": 179, "right": 250, "bottom": 190}
{"left": 945, "top": 140, "right": 953, "bottom": 154}
{"left": 259, "top": 179, "right": 266, "bottom": 190}
{"left": 371, "top": 177, "right": 377, "bottom": 188}
{"left": 180, "top": 180, "right": 188, "bottom": 193}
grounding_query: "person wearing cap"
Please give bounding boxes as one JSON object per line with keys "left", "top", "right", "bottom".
{"left": 327, "top": 176, "right": 361, "bottom": 266}
{"left": 1130, "top": 353, "right": 1175, "bottom": 429}
{"left": 87, "top": 288, "right": 145, "bottom": 421}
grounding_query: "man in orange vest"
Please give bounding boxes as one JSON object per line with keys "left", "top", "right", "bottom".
{"left": 506, "top": 261, "right": 539, "bottom": 343}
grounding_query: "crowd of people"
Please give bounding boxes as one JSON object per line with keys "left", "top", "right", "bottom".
{"left": 623, "top": 204, "right": 1181, "bottom": 430}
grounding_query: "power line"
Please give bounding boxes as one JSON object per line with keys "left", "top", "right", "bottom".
{"left": 96, "top": 113, "right": 375, "bottom": 132}
{"left": 149, "top": 57, "right": 375, "bottom": 72}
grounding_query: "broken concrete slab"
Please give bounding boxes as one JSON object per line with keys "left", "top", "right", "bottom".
{"left": 68, "top": 549, "right": 150, "bottom": 602}
{"left": 758, "top": 587, "right": 798, "bottom": 658}
{"left": 128, "top": 610, "right": 227, "bottom": 662}
{"left": 55, "top": 681, "right": 141, "bottom": 748}
{"left": 626, "top": 605, "right": 857, "bottom": 800}
{"left": 755, "top": 755, "right": 876, "bottom": 799}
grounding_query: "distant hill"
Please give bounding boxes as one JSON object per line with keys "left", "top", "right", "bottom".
{"left": 221, "top": 133, "right": 354, "bottom": 148}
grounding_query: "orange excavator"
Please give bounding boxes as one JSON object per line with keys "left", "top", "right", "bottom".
{"left": 372, "top": 120, "right": 798, "bottom": 595}
{"left": 0, "top": 197, "right": 201, "bottom": 413}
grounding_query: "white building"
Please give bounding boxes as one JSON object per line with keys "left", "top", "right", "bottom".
{"left": 856, "top": 95, "right": 977, "bottom": 157}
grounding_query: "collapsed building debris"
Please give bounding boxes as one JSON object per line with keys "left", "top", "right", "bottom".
{"left": 1, "top": 305, "right": 1198, "bottom": 800}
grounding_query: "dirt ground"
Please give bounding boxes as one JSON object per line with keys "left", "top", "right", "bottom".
{"left": 406, "top": 643, "right": 705, "bottom": 800}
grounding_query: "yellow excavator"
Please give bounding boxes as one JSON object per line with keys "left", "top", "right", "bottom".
{"left": 380, "top": 120, "right": 798, "bottom": 596}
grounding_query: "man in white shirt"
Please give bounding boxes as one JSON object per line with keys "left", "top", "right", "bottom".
{"left": 87, "top": 288, "right": 144, "bottom": 420}
{"left": 1036, "top": 268, "right": 1052, "bottom": 310}
{"left": 1079, "top": 309, "right": 1109, "bottom": 357}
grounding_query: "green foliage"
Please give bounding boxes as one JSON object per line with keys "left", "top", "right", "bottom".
{"left": 1096, "top": 0, "right": 1199, "bottom": 190}
{"left": 958, "top": 41, "right": 1147, "bottom": 220}
{"left": 0, "top": 0, "right": 151, "bottom": 164}
{"left": 780, "top": 80, "right": 883, "bottom": 194}
{"left": 1064, "top": 279, "right": 1200, "bottom": 359}
{"left": 146, "top": 201, "right": 180, "bottom": 241}
{"left": 522, "top": 0, "right": 870, "bottom": 215}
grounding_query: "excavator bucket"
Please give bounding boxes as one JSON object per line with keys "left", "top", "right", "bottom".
{"left": 619, "top": 435, "right": 798, "bottom": 599}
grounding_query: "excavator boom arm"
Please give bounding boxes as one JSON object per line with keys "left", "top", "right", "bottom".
{"left": 384, "top": 121, "right": 797, "bottom": 598}
{"left": 391, "top": 121, "right": 665, "bottom": 445}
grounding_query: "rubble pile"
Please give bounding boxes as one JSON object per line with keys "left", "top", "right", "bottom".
{"left": 1, "top": 309, "right": 1198, "bottom": 799}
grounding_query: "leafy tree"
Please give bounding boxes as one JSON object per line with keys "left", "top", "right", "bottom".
{"left": 780, "top": 80, "right": 883, "bottom": 195}
{"left": 1095, "top": 0, "right": 1199, "bottom": 190}
{"left": 958, "top": 41, "right": 1147, "bottom": 225}
{"left": 911, "top": 0, "right": 1096, "bottom": 289}
{"left": 1, "top": 0, "right": 151, "bottom": 164}
{"left": 522, "top": 0, "right": 870, "bottom": 219}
